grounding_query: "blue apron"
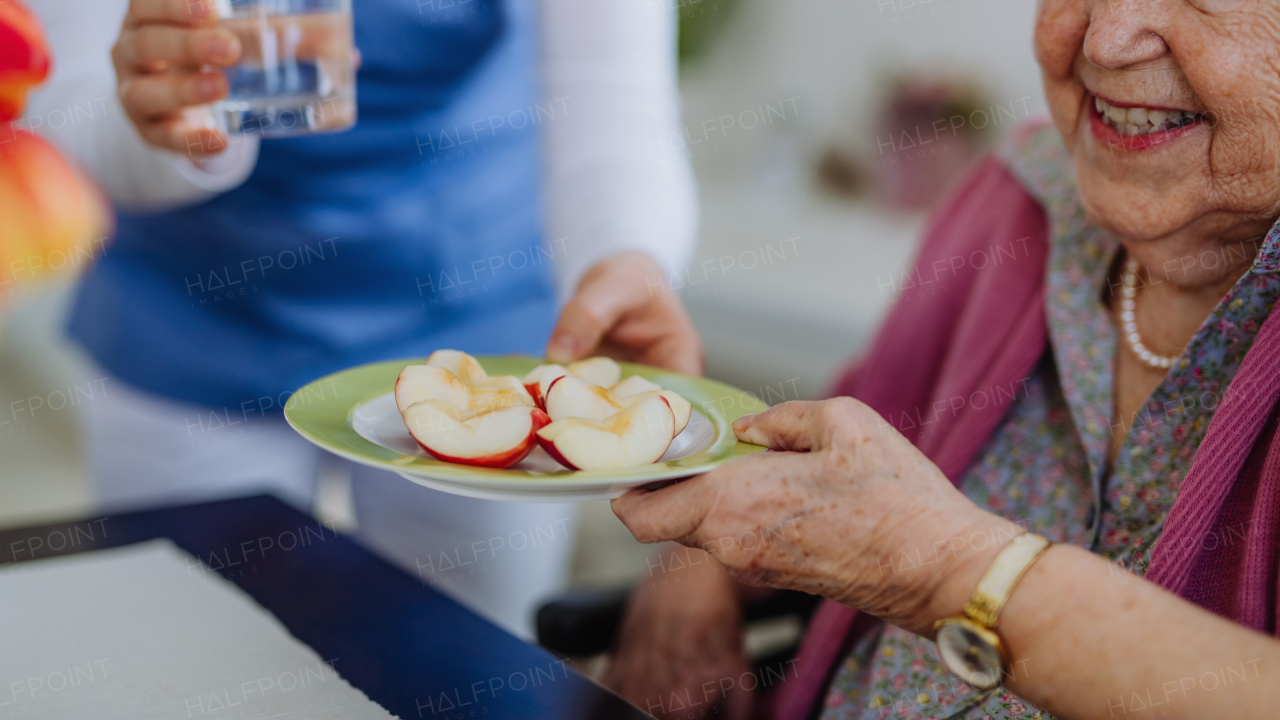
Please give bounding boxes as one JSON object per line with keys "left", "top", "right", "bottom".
{"left": 68, "top": 0, "right": 557, "bottom": 411}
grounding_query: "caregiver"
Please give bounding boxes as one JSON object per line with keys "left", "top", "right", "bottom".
{"left": 25, "top": 0, "right": 697, "bottom": 637}
{"left": 611, "top": 0, "right": 1280, "bottom": 717}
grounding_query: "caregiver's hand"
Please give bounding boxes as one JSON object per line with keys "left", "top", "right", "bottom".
{"left": 613, "top": 398, "right": 1017, "bottom": 635}
{"left": 546, "top": 252, "right": 703, "bottom": 376}
{"left": 113, "top": 0, "right": 239, "bottom": 156}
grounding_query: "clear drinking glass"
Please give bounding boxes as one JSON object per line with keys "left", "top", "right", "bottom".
{"left": 211, "top": 0, "right": 356, "bottom": 137}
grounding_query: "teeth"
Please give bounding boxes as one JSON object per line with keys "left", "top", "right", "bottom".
{"left": 1094, "top": 96, "right": 1200, "bottom": 136}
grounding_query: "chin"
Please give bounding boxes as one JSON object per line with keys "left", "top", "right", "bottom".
{"left": 1068, "top": 114, "right": 1210, "bottom": 244}
{"left": 1074, "top": 176, "right": 1187, "bottom": 244}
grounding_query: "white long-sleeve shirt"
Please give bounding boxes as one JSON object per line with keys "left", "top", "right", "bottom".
{"left": 21, "top": 0, "right": 697, "bottom": 301}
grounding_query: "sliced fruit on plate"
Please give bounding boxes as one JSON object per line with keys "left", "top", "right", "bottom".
{"left": 547, "top": 374, "right": 693, "bottom": 434}
{"left": 536, "top": 395, "right": 675, "bottom": 471}
{"left": 395, "top": 365, "right": 532, "bottom": 415}
{"left": 425, "top": 349, "right": 485, "bottom": 382}
{"left": 544, "top": 374, "right": 625, "bottom": 422}
{"left": 566, "top": 356, "right": 621, "bottom": 388}
{"left": 611, "top": 376, "right": 692, "bottom": 434}
{"left": 610, "top": 375, "right": 662, "bottom": 396}
{"left": 621, "top": 389, "right": 692, "bottom": 435}
{"left": 425, "top": 349, "right": 533, "bottom": 398}
{"left": 521, "top": 363, "right": 569, "bottom": 409}
{"left": 404, "top": 400, "right": 551, "bottom": 468}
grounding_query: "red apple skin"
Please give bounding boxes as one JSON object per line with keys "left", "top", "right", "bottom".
{"left": 532, "top": 373, "right": 567, "bottom": 414}
{"left": 524, "top": 382, "right": 546, "bottom": 411}
{"left": 525, "top": 369, "right": 568, "bottom": 410}
{"left": 536, "top": 434, "right": 581, "bottom": 471}
{"left": 537, "top": 399, "right": 675, "bottom": 471}
{"left": 415, "top": 408, "right": 551, "bottom": 469}
{"left": 647, "top": 399, "right": 677, "bottom": 462}
{"left": 544, "top": 374, "right": 566, "bottom": 396}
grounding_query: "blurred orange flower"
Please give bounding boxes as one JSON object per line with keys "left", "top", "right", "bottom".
{"left": 0, "top": 0, "right": 110, "bottom": 302}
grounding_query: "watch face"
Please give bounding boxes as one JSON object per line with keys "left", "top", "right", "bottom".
{"left": 936, "top": 620, "right": 1004, "bottom": 690}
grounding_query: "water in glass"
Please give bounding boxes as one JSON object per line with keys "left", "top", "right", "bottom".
{"left": 212, "top": 0, "right": 356, "bottom": 137}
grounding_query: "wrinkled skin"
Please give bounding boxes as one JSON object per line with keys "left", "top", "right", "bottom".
{"left": 612, "top": 400, "right": 1003, "bottom": 638}
{"left": 609, "top": 1, "right": 1280, "bottom": 708}
{"left": 1038, "top": 0, "right": 1280, "bottom": 458}
{"left": 1038, "top": 0, "right": 1280, "bottom": 288}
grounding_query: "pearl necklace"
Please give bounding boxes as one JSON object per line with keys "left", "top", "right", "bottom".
{"left": 1120, "top": 257, "right": 1176, "bottom": 370}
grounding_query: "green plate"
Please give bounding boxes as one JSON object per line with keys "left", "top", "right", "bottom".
{"left": 284, "top": 356, "right": 769, "bottom": 502}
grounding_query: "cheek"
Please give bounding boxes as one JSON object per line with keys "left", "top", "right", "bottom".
{"left": 1034, "top": 0, "right": 1089, "bottom": 76}
{"left": 1177, "top": 18, "right": 1280, "bottom": 212}
{"left": 1035, "top": 1, "right": 1092, "bottom": 143}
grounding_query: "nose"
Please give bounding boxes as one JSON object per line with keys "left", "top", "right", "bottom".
{"left": 1083, "top": 0, "right": 1171, "bottom": 70}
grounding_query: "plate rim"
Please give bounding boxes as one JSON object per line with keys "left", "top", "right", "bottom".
{"left": 284, "top": 355, "right": 769, "bottom": 488}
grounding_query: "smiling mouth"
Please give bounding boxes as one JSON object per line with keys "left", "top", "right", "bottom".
{"left": 1093, "top": 95, "right": 1203, "bottom": 137}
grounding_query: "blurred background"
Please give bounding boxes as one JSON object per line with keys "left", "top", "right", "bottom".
{"left": 0, "top": 0, "right": 1046, "bottom": 595}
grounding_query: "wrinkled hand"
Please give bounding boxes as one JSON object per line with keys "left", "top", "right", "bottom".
{"left": 603, "top": 546, "right": 753, "bottom": 720}
{"left": 546, "top": 252, "right": 703, "bottom": 376}
{"left": 112, "top": 0, "right": 241, "bottom": 156}
{"left": 612, "top": 398, "right": 1011, "bottom": 635}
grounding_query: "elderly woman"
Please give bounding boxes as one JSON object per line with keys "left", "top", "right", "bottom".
{"left": 608, "top": 1, "right": 1280, "bottom": 718}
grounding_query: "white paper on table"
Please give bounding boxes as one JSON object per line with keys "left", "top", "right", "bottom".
{"left": 0, "top": 539, "right": 401, "bottom": 719}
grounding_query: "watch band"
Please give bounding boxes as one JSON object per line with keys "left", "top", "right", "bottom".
{"left": 932, "top": 532, "right": 1053, "bottom": 690}
{"left": 962, "top": 532, "right": 1053, "bottom": 628}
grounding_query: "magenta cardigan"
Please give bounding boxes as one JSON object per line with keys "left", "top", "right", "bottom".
{"left": 772, "top": 153, "right": 1280, "bottom": 719}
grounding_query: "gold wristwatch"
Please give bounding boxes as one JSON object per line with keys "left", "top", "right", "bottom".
{"left": 933, "top": 532, "right": 1052, "bottom": 689}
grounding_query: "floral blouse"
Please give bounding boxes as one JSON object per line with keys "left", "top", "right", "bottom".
{"left": 820, "top": 126, "right": 1280, "bottom": 720}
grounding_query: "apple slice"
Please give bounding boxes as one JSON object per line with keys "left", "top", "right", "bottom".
{"left": 404, "top": 400, "right": 550, "bottom": 468}
{"left": 610, "top": 375, "right": 662, "bottom": 396}
{"left": 521, "top": 363, "right": 569, "bottom": 409}
{"left": 544, "top": 375, "right": 626, "bottom": 421}
{"left": 536, "top": 395, "right": 675, "bottom": 470}
{"left": 423, "top": 349, "right": 533, "bottom": 402}
{"left": 567, "top": 356, "right": 621, "bottom": 388}
{"left": 622, "top": 390, "right": 692, "bottom": 435}
{"left": 395, "top": 365, "right": 532, "bottom": 415}
{"left": 469, "top": 374, "right": 534, "bottom": 396}
{"left": 609, "top": 376, "right": 692, "bottom": 435}
{"left": 545, "top": 373, "right": 692, "bottom": 434}
{"left": 425, "top": 349, "right": 486, "bottom": 383}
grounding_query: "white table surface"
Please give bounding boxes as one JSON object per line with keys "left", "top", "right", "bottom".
{"left": 0, "top": 540, "right": 399, "bottom": 719}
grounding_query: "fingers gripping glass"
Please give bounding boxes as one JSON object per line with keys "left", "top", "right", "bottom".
{"left": 210, "top": 0, "right": 356, "bottom": 137}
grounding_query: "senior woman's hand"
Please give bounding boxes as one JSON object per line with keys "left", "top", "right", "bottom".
{"left": 613, "top": 398, "right": 1016, "bottom": 635}
{"left": 615, "top": 398, "right": 1280, "bottom": 720}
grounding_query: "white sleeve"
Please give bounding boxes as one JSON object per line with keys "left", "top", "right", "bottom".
{"left": 21, "top": 0, "right": 258, "bottom": 212}
{"left": 539, "top": 0, "right": 698, "bottom": 301}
